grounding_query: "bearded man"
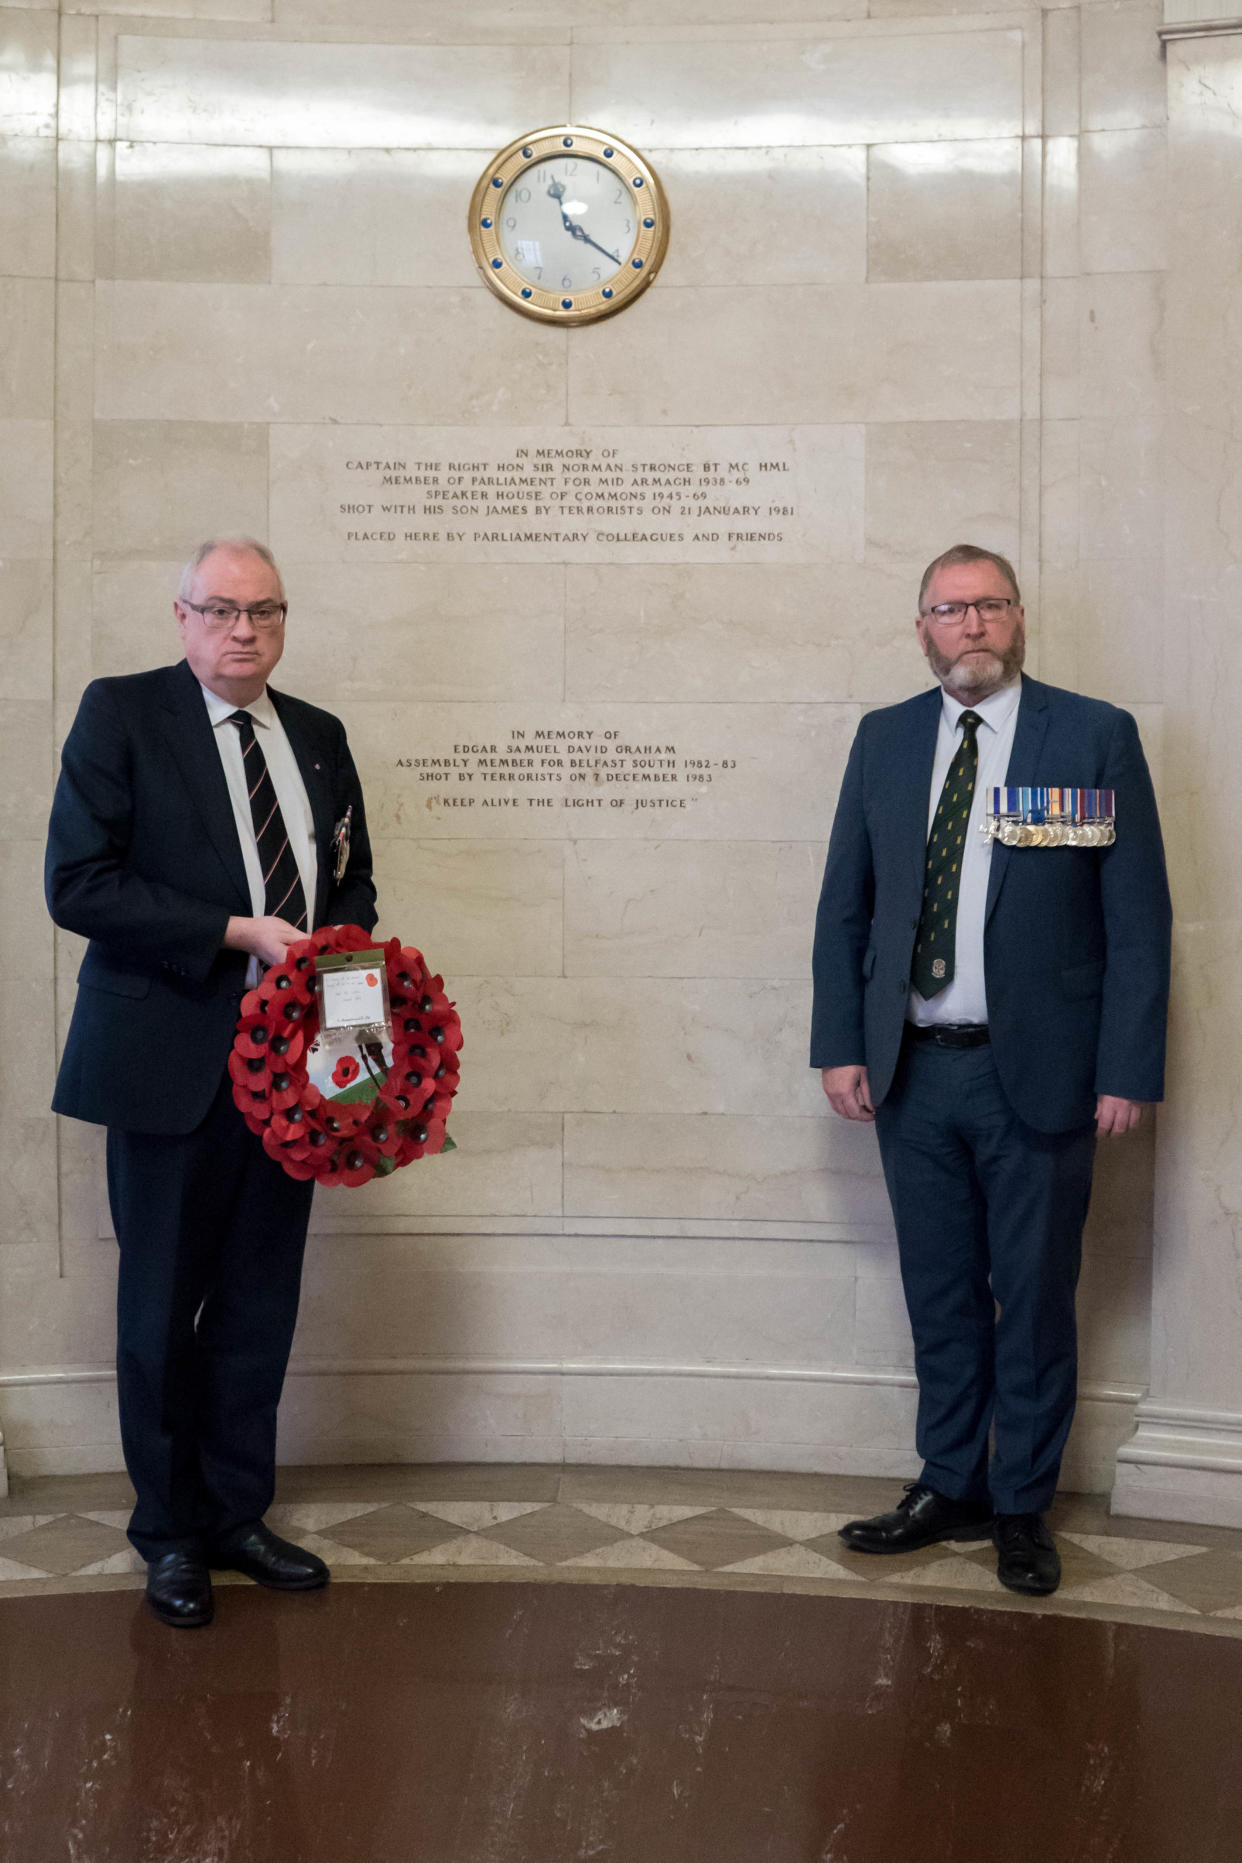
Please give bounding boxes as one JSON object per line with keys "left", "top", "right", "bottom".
{"left": 811, "top": 544, "right": 1171, "bottom": 1595}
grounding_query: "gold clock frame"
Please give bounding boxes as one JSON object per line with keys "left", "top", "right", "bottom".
{"left": 468, "top": 126, "right": 669, "bottom": 326}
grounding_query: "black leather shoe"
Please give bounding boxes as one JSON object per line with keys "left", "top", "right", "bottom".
{"left": 839, "top": 1483, "right": 994, "bottom": 1554}
{"left": 145, "top": 1550, "right": 213, "bottom": 1627}
{"left": 206, "top": 1522, "right": 329, "bottom": 1590}
{"left": 994, "top": 1513, "right": 1061, "bottom": 1595}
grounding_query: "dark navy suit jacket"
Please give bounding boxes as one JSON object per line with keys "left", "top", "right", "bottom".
{"left": 46, "top": 658, "right": 377, "bottom": 1135}
{"left": 810, "top": 677, "right": 1172, "bottom": 1133}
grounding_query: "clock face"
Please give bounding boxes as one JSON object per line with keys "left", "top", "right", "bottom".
{"left": 468, "top": 127, "right": 669, "bottom": 325}
{"left": 499, "top": 156, "right": 638, "bottom": 294}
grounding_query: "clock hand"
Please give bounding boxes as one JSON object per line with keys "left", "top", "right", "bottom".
{"left": 579, "top": 229, "right": 622, "bottom": 265}
{"left": 546, "top": 178, "right": 584, "bottom": 241}
{"left": 562, "top": 218, "right": 622, "bottom": 265}
{"left": 547, "top": 179, "right": 620, "bottom": 266}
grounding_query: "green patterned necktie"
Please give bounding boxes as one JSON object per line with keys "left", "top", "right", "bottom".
{"left": 911, "top": 709, "right": 982, "bottom": 1000}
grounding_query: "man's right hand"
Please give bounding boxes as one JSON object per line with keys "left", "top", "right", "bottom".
{"left": 224, "top": 915, "right": 306, "bottom": 969}
{"left": 821, "top": 1064, "right": 875, "bottom": 1123}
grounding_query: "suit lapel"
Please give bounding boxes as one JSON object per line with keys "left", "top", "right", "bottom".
{"left": 898, "top": 689, "right": 943, "bottom": 894}
{"left": 270, "top": 687, "right": 334, "bottom": 923}
{"left": 986, "top": 677, "right": 1051, "bottom": 924}
{"left": 158, "top": 661, "right": 251, "bottom": 907}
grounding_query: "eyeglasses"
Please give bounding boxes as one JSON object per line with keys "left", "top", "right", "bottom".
{"left": 180, "top": 600, "right": 287, "bottom": 631}
{"left": 921, "top": 598, "right": 1017, "bottom": 626}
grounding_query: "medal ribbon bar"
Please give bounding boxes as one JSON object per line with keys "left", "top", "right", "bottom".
{"left": 982, "top": 787, "right": 1116, "bottom": 847}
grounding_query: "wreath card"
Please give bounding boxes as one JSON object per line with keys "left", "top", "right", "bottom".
{"left": 308, "top": 948, "right": 394, "bottom": 1107}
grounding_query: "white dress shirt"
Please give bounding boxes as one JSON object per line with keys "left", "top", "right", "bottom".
{"left": 200, "top": 683, "right": 318, "bottom": 985}
{"left": 908, "top": 676, "right": 1022, "bottom": 1028}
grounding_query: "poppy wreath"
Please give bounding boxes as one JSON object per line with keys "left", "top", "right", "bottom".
{"left": 228, "top": 923, "right": 462, "bottom": 1188}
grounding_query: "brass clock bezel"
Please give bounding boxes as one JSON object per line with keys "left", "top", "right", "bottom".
{"left": 468, "top": 126, "right": 669, "bottom": 326}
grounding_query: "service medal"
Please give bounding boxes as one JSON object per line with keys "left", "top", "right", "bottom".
{"left": 330, "top": 806, "right": 352, "bottom": 883}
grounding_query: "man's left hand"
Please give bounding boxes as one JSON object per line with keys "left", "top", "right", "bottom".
{"left": 1095, "top": 1095, "right": 1145, "bottom": 1136}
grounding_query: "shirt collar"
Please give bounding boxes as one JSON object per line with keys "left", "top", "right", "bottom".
{"left": 940, "top": 674, "right": 1021, "bottom": 735}
{"left": 200, "top": 682, "right": 275, "bottom": 730}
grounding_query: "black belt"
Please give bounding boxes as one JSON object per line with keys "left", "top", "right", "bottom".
{"left": 905, "top": 1022, "right": 990, "bottom": 1050}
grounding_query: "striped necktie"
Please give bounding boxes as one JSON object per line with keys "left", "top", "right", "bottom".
{"left": 911, "top": 709, "right": 982, "bottom": 1000}
{"left": 228, "top": 710, "right": 308, "bottom": 931}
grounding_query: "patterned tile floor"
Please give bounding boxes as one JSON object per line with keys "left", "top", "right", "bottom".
{"left": 3, "top": 1465, "right": 1242, "bottom": 1635}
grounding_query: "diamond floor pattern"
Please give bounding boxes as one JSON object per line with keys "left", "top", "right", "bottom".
{"left": 1, "top": 1468, "right": 1241, "bottom": 1632}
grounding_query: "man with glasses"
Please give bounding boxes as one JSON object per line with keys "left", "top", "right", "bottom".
{"left": 812, "top": 544, "right": 1170, "bottom": 1594}
{"left": 46, "top": 538, "right": 376, "bottom": 1626}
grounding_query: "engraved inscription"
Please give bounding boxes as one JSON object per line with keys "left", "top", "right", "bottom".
{"left": 271, "top": 425, "right": 863, "bottom": 565}
{"left": 395, "top": 725, "right": 739, "bottom": 815}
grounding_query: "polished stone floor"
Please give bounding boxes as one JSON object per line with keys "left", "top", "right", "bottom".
{"left": 5, "top": 1468, "right": 1242, "bottom": 1861}
{"left": 5, "top": 1569, "right": 1242, "bottom": 1862}
{"left": 3, "top": 1464, "right": 1242, "bottom": 1629}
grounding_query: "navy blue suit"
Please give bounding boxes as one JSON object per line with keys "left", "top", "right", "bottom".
{"left": 46, "top": 658, "right": 377, "bottom": 1555}
{"left": 812, "top": 677, "right": 1171, "bottom": 1510}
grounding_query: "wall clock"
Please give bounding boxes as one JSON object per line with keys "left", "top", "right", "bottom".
{"left": 468, "top": 126, "right": 669, "bottom": 326}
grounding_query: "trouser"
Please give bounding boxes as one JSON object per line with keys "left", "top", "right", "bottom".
{"left": 874, "top": 1037, "right": 1097, "bottom": 1515}
{"left": 106, "top": 1070, "right": 315, "bottom": 1560}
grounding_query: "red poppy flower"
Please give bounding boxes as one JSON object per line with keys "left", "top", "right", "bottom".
{"left": 368, "top": 1116, "right": 403, "bottom": 1158}
{"left": 264, "top": 1026, "right": 305, "bottom": 1070}
{"left": 228, "top": 1048, "right": 269, "bottom": 1089}
{"left": 270, "top": 969, "right": 314, "bottom": 1009}
{"left": 235, "top": 1013, "right": 275, "bottom": 1060}
{"left": 332, "top": 1054, "right": 360, "bottom": 1088}
{"left": 419, "top": 1086, "right": 452, "bottom": 1127}
{"left": 270, "top": 1103, "right": 313, "bottom": 1146}
{"left": 267, "top": 1070, "right": 303, "bottom": 1111}
{"left": 339, "top": 1138, "right": 379, "bottom": 1187}
{"left": 431, "top": 1014, "right": 463, "bottom": 1056}
{"left": 335, "top": 924, "right": 375, "bottom": 952}
{"left": 395, "top": 1114, "right": 447, "bottom": 1165}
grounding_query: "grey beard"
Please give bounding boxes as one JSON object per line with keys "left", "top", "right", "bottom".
{"left": 927, "top": 634, "right": 1025, "bottom": 698}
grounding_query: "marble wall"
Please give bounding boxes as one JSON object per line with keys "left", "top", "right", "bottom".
{"left": 4, "top": 0, "right": 1232, "bottom": 1519}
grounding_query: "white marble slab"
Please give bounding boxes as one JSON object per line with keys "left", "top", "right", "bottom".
{"left": 115, "top": 36, "right": 569, "bottom": 147}
{"left": 567, "top": 282, "right": 1022, "bottom": 428}
{"left": 563, "top": 840, "right": 820, "bottom": 978}
{"left": 571, "top": 30, "right": 1024, "bottom": 148}
{"left": 0, "top": 10, "right": 58, "bottom": 138}
{"left": 448, "top": 976, "right": 821, "bottom": 1117}
{"left": 93, "top": 283, "right": 566, "bottom": 426}
{"left": 563, "top": 1112, "right": 888, "bottom": 1226}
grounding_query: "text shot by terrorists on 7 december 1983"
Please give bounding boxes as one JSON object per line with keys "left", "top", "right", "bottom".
{"left": 268, "top": 426, "right": 865, "bottom": 565}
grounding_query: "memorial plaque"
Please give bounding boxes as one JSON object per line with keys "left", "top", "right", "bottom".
{"left": 270, "top": 424, "right": 863, "bottom": 565}
{"left": 352, "top": 701, "right": 857, "bottom": 843}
